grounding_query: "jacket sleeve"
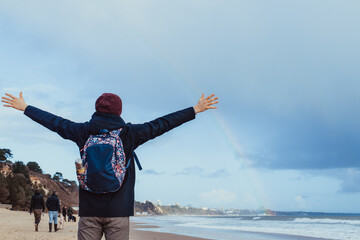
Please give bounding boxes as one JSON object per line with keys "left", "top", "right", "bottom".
{"left": 30, "top": 196, "right": 34, "bottom": 212}
{"left": 42, "top": 197, "right": 45, "bottom": 211}
{"left": 24, "top": 105, "right": 89, "bottom": 144}
{"left": 132, "top": 107, "right": 196, "bottom": 148}
{"left": 58, "top": 200, "right": 61, "bottom": 212}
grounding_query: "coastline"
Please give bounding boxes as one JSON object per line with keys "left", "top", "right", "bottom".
{"left": 0, "top": 208, "right": 210, "bottom": 240}
{"left": 131, "top": 215, "right": 336, "bottom": 240}
{"left": 130, "top": 222, "right": 210, "bottom": 240}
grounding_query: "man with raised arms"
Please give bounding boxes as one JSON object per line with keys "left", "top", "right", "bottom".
{"left": 2, "top": 91, "right": 218, "bottom": 240}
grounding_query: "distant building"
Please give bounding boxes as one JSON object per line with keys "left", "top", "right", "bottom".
{"left": 30, "top": 176, "right": 41, "bottom": 185}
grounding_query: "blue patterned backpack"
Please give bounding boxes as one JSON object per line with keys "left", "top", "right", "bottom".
{"left": 77, "top": 129, "right": 141, "bottom": 194}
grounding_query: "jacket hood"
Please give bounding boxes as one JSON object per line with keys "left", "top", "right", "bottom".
{"left": 89, "top": 111, "right": 126, "bottom": 134}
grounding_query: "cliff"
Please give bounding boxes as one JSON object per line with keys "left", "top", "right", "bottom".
{"left": 0, "top": 162, "right": 78, "bottom": 210}
{"left": 30, "top": 171, "right": 79, "bottom": 208}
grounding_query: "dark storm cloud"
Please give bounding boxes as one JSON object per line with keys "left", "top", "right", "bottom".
{"left": 243, "top": 112, "right": 360, "bottom": 170}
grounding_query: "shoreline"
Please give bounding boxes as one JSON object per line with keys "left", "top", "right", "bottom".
{"left": 131, "top": 216, "right": 334, "bottom": 240}
{"left": 130, "top": 222, "right": 210, "bottom": 240}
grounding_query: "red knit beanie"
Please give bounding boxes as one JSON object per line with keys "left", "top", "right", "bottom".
{"left": 95, "top": 93, "right": 122, "bottom": 116}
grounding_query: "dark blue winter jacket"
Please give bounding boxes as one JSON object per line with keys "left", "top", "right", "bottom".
{"left": 30, "top": 192, "right": 45, "bottom": 212}
{"left": 24, "top": 105, "right": 195, "bottom": 217}
{"left": 46, "top": 193, "right": 61, "bottom": 212}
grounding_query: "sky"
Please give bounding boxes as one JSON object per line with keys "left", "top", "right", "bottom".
{"left": 1, "top": 0, "right": 360, "bottom": 213}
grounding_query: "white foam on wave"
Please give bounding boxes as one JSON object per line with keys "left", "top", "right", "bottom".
{"left": 175, "top": 217, "right": 360, "bottom": 240}
{"left": 293, "top": 217, "right": 360, "bottom": 226}
{"left": 133, "top": 216, "right": 360, "bottom": 240}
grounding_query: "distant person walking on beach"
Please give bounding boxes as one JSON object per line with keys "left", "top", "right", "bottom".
{"left": 46, "top": 191, "right": 61, "bottom": 232}
{"left": 62, "top": 206, "right": 67, "bottom": 222}
{"left": 67, "top": 206, "right": 74, "bottom": 222}
{"left": 30, "top": 190, "right": 45, "bottom": 232}
{"left": 1, "top": 91, "right": 218, "bottom": 240}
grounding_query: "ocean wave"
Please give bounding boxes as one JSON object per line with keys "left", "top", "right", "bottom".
{"left": 133, "top": 216, "right": 360, "bottom": 240}
{"left": 293, "top": 217, "right": 360, "bottom": 226}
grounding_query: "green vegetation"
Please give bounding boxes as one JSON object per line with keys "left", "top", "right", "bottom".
{"left": 52, "top": 172, "right": 63, "bottom": 181}
{"left": 0, "top": 174, "right": 9, "bottom": 202}
{"left": 26, "top": 162, "right": 42, "bottom": 173}
{"left": 0, "top": 158, "right": 33, "bottom": 209}
{"left": 7, "top": 173, "right": 32, "bottom": 208}
{"left": 12, "top": 161, "right": 30, "bottom": 179}
{"left": 62, "top": 178, "right": 77, "bottom": 188}
{"left": 0, "top": 148, "right": 12, "bottom": 162}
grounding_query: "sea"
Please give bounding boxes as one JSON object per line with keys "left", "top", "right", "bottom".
{"left": 131, "top": 215, "right": 360, "bottom": 240}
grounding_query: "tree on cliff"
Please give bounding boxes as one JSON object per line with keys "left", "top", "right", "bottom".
{"left": 0, "top": 148, "right": 12, "bottom": 162}
{"left": 0, "top": 174, "right": 9, "bottom": 202}
{"left": 62, "top": 178, "right": 77, "bottom": 188}
{"left": 53, "top": 172, "right": 63, "bottom": 181}
{"left": 12, "top": 161, "right": 30, "bottom": 179}
{"left": 26, "top": 161, "right": 43, "bottom": 173}
{"left": 7, "top": 173, "right": 32, "bottom": 208}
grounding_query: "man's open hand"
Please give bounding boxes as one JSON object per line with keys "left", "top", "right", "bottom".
{"left": 193, "top": 93, "right": 219, "bottom": 114}
{"left": 1, "top": 92, "right": 28, "bottom": 111}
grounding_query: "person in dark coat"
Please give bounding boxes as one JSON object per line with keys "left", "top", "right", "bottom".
{"left": 46, "top": 191, "right": 61, "bottom": 232}
{"left": 30, "top": 190, "right": 45, "bottom": 232}
{"left": 1, "top": 92, "right": 218, "bottom": 240}
{"left": 62, "top": 206, "right": 67, "bottom": 222}
{"left": 67, "top": 206, "right": 74, "bottom": 222}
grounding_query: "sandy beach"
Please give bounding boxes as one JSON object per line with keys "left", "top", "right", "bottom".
{"left": 0, "top": 208, "right": 209, "bottom": 240}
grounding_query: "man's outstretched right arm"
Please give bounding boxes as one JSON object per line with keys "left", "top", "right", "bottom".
{"left": 2, "top": 92, "right": 88, "bottom": 145}
{"left": 132, "top": 93, "right": 219, "bottom": 148}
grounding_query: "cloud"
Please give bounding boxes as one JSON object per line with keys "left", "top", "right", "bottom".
{"left": 174, "top": 167, "right": 204, "bottom": 176}
{"left": 142, "top": 169, "right": 165, "bottom": 175}
{"left": 293, "top": 195, "right": 307, "bottom": 209}
{"left": 199, "top": 189, "right": 237, "bottom": 205}
{"left": 339, "top": 169, "right": 360, "bottom": 193}
{"left": 241, "top": 193, "right": 258, "bottom": 206}
{"left": 173, "top": 167, "right": 230, "bottom": 178}
{"left": 299, "top": 168, "right": 360, "bottom": 193}
{"left": 206, "top": 169, "right": 230, "bottom": 178}
{"left": 243, "top": 115, "right": 360, "bottom": 170}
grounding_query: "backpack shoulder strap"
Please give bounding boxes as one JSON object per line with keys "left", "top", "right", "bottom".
{"left": 126, "top": 151, "right": 142, "bottom": 170}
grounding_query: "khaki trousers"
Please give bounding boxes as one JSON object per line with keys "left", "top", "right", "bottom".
{"left": 78, "top": 217, "right": 129, "bottom": 240}
{"left": 33, "top": 209, "right": 42, "bottom": 224}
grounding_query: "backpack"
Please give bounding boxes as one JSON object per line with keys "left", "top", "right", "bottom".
{"left": 77, "top": 128, "right": 142, "bottom": 194}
